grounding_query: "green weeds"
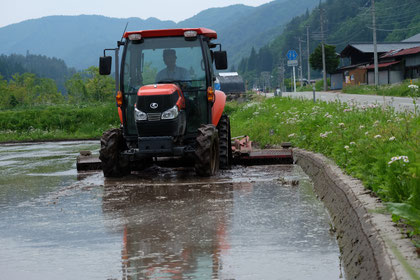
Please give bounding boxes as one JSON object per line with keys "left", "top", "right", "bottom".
{"left": 0, "top": 103, "right": 120, "bottom": 141}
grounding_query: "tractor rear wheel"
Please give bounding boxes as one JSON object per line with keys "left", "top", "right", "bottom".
{"left": 194, "top": 124, "right": 219, "bottom": 177}
{"left": 217, "top": 114, "right": 232, "bottom": 169}
{"left": 99, "top": 128, "right": 130, "bottom": 177}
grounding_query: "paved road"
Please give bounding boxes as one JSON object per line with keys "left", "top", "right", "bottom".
{"left": 263, "top": 91, "right": 419, "bottom": 113}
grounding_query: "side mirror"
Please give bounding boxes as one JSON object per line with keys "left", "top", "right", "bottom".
{"left": 214, "top": 51, "right": 228, "bottom": 70}
{"left": 99, "top": 56, "right": 112, "bottom": 75}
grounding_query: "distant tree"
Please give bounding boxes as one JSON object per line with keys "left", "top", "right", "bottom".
{"left": 247, "top": 47, "right": 258, "bottom": 72}
{"left": 66, "top": 67, "right": 114, "bottom": 104}
{"left": 35, "top": 78, "right": 64, "bottom": 105}
{"left": 65, "top": 73, "right": 88, "bottom": 104}
{"left": 257, "top": 46, "right": 273, "bottom": 72}
{"left": 309, "top": 44, "right": 340, "bottom": 74}
{"left": 85, "top": 66, "right": 115, "bottom": 103}
{"left": 238, "top": 58, "right": 247, "bottom": 74}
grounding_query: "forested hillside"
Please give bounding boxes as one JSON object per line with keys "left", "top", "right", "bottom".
{"left": 238, "top": 0, "right": 420, "bottom": 88}
{"left": 0, "top": 53, "right": 76, "bottom": 92}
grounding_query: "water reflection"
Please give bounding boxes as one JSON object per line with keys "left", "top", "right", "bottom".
{"left": 101, "top": 165, "right": 341, "bottom": 280}
{"left": 102, "top": 182, "right": 236, "bottom": 279}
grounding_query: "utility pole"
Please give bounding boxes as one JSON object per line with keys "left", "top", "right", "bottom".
{"left": 371, "top": 0, "right": 379, "bottom": 86}
{"left": 306, "top": 26, "right": 311, "bottom": 82}
{"left": 320, "top": 7, "right": 327, "bottom": 91}
{"left": 298, "top": 37, "right": 303, "bottom": 87}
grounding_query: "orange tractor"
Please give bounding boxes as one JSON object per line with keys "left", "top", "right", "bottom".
{"left": 99, "top": 28, "right": 231, "bottom": 177}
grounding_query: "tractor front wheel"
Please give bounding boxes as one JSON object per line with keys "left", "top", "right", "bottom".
{"left": 194, "top": 124, "right": 219, "bottom": 177}
{"left": 99, "top": 128, "right": 130, "bottom": 177}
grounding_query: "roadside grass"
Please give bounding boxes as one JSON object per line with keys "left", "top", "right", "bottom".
{"left": 0, "top": 103, "right": 120, "bottom": 142}
{"left": 227, "top": 97, "right": 420, "bottom": 241}
{"left": 341, "top": 79, "right": 420, "bottom": 97}
{"left": 298, "top": 79, "right": 330, "bottom": 92}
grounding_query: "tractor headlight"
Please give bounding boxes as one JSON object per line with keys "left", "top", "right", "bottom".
{"left": 161, "top": 105, "right": 179, "bottom": 120}
{"left": 134, "top": 107, "right": 147, "bottom": 121}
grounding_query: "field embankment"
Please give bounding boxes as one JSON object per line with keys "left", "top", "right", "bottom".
{"left": 0, "top": 103, "right": 120, "bottom": 142}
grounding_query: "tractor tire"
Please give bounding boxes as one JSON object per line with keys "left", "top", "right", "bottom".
{"left": 217, "top": 114, "right": 232, "bottom": 169}
{"left": 99, "top": 128, "right": 131, "bottom": 177}
{"left": 194, "top": 124, "right": 219, "bottom": 177}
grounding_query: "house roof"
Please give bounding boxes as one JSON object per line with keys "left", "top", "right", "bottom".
{"left": 365, "top": 61, "right": 400, "bottom": 69}
{"left": 402, "top": 33, "right": 420, "bottom": 42}
{"left": 341, "top": 42, "right": 420, "bottom": 56}
{"left": 337, "top": 63, "right": 367, "bottom": 71}
{"left": 380, "top": 46, "right": 420, "bottom": 58}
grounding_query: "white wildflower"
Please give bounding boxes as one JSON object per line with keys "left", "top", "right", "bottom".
{"left": 389, "top": 136, "right": 396, "bottom": 141}
{"left": 344, "top": 145, "right": 350, "bottom": 150}
{"left": 388, "top": 156, "right": 409, "bottom": 165}
{"left": 288, "top": 133, "right": 296, "bottom": 138}
{"left": 359, "top": 125, "right": 365, "bottom": 129}
{"left": 374, "top": 135, "right": 382, "bottom": 139}
{"left": 350, "top": 142, "right": 356, "bottom": 145}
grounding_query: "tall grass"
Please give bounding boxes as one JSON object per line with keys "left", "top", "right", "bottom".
{"left": 227, "top": 97, "right": 420, "bottom": 240}
{"left": 342, "top": 80, "right": 420, "bottom": 97}
{"left": 0, "top": 103, "right": 120, "bottom": 142}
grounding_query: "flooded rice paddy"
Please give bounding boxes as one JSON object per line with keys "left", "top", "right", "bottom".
{"left": 0, "top": 141, "right": 342, "bottom": 279}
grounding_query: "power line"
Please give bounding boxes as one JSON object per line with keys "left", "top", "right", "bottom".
{"left": 375, "top": 10, "right": 420, "bottom": 21}
{"left": 366, "top": 25, "right": 420, "bottom": 32}
{"left": 373, "top": 1, "right": 419, "bottom": 11}
{"left": 325, "top": 28, "right": 368, "bottom": 45}
{"left": 375, "top": 18, "right": 420, "bottom": 27}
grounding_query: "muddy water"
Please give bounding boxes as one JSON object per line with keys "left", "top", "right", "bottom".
{"left": 0, "top": 141, "right": 342, "bottom": 280}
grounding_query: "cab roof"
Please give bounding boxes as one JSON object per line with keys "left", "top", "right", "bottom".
{"left": 124, "top": 28, "right": 217, "bottom": 40}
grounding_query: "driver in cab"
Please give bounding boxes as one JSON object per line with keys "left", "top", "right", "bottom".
{"left": 155, "top": 49, "right": 190, "bottom": 83}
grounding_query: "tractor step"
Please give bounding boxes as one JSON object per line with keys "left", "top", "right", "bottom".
{"left": 76, "top": 154, "right": 102, "bottom": 171}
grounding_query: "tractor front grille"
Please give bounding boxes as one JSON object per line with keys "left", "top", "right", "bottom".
{"left": 147, "top": 113, "right": 161, "bottom": 121}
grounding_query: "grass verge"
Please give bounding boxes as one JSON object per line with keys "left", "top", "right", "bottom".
{"left": 342, "top": 80, "right": 420, "bottom": 97}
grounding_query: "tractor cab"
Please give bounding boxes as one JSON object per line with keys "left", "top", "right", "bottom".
{"left": 99, "top": 28, "right": 230, "bottom": 177}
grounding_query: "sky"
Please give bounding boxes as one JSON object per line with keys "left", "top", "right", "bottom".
{"left": 0, "top": 0, "right": 274, "bottom": 28}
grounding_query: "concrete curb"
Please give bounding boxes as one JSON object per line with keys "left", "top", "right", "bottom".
{"left": 294, "top": 148, "right": 420, "bottom": 280}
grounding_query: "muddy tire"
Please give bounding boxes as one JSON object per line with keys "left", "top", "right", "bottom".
{"left": 217, "top": 114, "right": 232, "bottom": 169}
{"left": 194, "top": 124, "right": 219, "bottom": 177}
{"left": 99, "top": 128, "right": 130, "bottom": 177}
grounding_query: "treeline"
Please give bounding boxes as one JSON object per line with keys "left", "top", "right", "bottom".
{"left": 237, "top": 0, "right": 420, "bottom": 88}
{"left": 0, "top": 66, "right": 115, "bottom": 109}
{"left": 0, "top": 53, "right": 76, "bottom": 93}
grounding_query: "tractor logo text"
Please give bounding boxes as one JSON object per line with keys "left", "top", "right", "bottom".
{"left": 150, "top": 103, "right": 158, "bottom": 109}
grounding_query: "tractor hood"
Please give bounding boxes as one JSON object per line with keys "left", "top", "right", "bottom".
{"left": 136, "top": 84, "right": 185, "bottom": 114}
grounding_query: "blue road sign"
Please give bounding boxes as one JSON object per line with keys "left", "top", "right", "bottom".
{"left": 287, "top": 50, "right": 298, "bottom": 60}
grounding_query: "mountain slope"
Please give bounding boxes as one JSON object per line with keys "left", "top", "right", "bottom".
{"left": 0, "top": 15, "right": 176, "bottom": 69}
{"left": 0, "top": 0, "right": 319, "bottom": 70}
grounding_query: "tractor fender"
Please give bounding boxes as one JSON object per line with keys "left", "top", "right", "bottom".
{"left": 212, "top": 90, "right": 226, "bottom": 126}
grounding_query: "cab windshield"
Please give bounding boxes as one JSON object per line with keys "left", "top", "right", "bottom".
{"left": 122, "top": 36, "right": 211, "bottom": 136}
{"left": 123, "top": 36, "right": 207, "bottom": 92}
